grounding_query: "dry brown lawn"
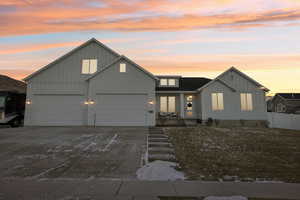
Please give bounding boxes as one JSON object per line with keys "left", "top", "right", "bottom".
{"left": 165, "top": 126, "right": 300, "bottom": 183}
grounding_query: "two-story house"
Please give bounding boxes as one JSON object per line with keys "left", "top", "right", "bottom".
{"left": 24, "top": 38, "right": 269, "bottom": 126}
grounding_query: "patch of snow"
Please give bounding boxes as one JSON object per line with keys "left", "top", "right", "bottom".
{"left": 100, "top": 134, "right": 118, "bottom": 152}
{"left": 204, "top": 196, "right": 247, "bottom": 200}
{"left": 136, "top": 160, "right": 185, "bottom": 181}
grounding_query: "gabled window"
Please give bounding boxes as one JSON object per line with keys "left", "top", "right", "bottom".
{"left": 82, "top": 59, "right": 97, "bottom": 74}
{"left": 120, "top": 63, "right": 126, "bottom": 72}
{"left": 211, "top": 93, "right": 224, "bottom": 111}
{"left": 160, "top": 79, "right": 168, "bottom": 86}
{"left": 168, "top": 79, "right": 175, "bottom": 86}
{"left": 241, "top": 93, "right": 253, "bottom": 111}
{"left": 160, "top": 78, "right": 176, "bottom": 86}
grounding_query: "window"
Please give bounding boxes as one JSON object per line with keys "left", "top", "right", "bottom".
{"left": 168, "top": 79, "right": 175, "bottom": 86}
{"left": 82, "top": 59, "right": 97, "bottom": 74}
{"left": 160, "top": 96, "right": 176, "bottom": 113}
{"left": 120, "top": 63, "right": 126, "bottom": 72}
{"left": 240, "top": 93, "right": 253, "bottom": 111}
{"left": 160, "top": 78, "right": 176, "bottom": 86}
{"left": 276, "top": 103, "right": 286, "bottom": 113}
{"left": 211, "top": 93, "right": 224, "bottom": 111}
{"left": 160, "top": 79, "right": 168, "bottom": 86}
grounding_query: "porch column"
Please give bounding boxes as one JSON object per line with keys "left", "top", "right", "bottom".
{"left": 180, "top": 93, "right": 185, "bottom": 118}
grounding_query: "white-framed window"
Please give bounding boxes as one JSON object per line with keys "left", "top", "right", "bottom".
{"left": 276, "top": 103, "right": 286, "bottom": 113}
{"left": 160, "top": 79, "right": 168, "bottom": 86}
{"left": 160, "top": 96, "right": 176, "bottom": 113}
{"left": 211, "top": 93, "right": 224, "bottom": 111}
{"left": 82, "top": 59, "right": 97, "bottom": 74}
{"left": 168, "top": 79, "right": 175, "bottom": 86}
{"left": 160, "top": 78, "right": 176, "bottom": 86}
{"left": 120, "top": 63, "right": 126, "bottom": 72}
{"left": 240, "top": 93, "right": 253, "bottom": 111}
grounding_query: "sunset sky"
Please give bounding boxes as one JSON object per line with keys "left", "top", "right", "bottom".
{"left": 1, "top": 0, "right": 300, "bottom": 95}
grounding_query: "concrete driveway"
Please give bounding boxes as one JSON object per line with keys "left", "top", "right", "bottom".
{"left": 0, "top": 127, "right": 147, "bottom": 179}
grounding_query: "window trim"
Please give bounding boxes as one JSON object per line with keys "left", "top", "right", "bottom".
{"left": 81, "top": 59, "right": 97, "bottom": 74}
{"left": 168, "top": 79, "right": 176, "bottom": 86}
{"left": 160, "top": 96, "right": 176, "bottom": 113}
{"left": 160, "top": 79, "right": 168, "bottom": 86}
{"left": 120, "top": 63, "right": 126, "bottom": 73}
{"left": 211, "top": 93, "right": 224, "bottom": 111}
{"left": 240, "top": 93, "right": 253, "bottom": 111}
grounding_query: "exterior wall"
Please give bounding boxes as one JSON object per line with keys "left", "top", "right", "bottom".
{"left": 88, "top": 58, "right": 156, "bottom": 126}
{"left": 25, "top": 42, "right": 119, "bottom": 126}
{"left": 201, "top": 70, "right": 267, "bottom": 121}
{"left": 196, "top": 93, "right": 202, "bottom": 119}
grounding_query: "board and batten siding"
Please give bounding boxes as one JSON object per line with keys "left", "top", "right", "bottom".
{"left": 201, "top": 70, "right": 267, "bottom": 121}
{"left": 87, "top": 58, "right": 156, "bottom": 126}
{"left": 25, "top": 42, "right": 119, "bottom": 126}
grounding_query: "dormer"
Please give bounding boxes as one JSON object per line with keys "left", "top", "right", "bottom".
{"left": 156, "top": 76, "right": 181, "bottom": 88}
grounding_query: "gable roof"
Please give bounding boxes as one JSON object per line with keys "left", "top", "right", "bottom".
{"left": 217, "top": 67, "right": 270, "bottom": 92}
{"left": 23, "top": 38, "right": 120, "bottom": 81}
{"left": 276, "top": 93, "right": 300, "bottom": 100}
{"left": 156, "top": 77, "right": 211, "bottom": 91}
{"left": 85, "top": 55, "right": 159, "bottom": 81}
{"left": 0, "top": 74, "right": 26, "bottom": 93}
{"left": 197, "top": 78, "right": 236, "bottom": 92}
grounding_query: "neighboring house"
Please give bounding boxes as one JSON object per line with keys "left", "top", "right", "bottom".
{"left": 24, "top": 38, "right": 269, "bottom": 126}
{"left": 0, "top": 75, "right": 26, "bottom": 126}
{"left": 270, "top": 93, "right": 300, "bottom": 114}
{"left": 0, "top": 74, "right": 26, "bottom": 93}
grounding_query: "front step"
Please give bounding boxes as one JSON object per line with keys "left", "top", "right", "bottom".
{"left": 148, "top": 138, "right": 169, "bottom": 143}
{"left": 148, "top": 134, "right": 168, "bottom": 138}
{"left": 148, "top": 154, "right": 177, "bottom": 162}
{"left": 148, "top": 142, "right": 173, "bottom": 148}
{"left": 148, "top": 147, "right": 175, "bottom": 154}
{"left": 149, "top": 130, "right": 164, "bottom": 135}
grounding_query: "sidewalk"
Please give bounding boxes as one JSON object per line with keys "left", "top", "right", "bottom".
{"left": 1, "top": 178, "right": 300, "bottom": 200}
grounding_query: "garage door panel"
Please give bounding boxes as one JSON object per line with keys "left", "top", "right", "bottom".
{"left": 95, "top": 94, "right": 147, "bottom": 126}
{"left": 32, "top": 95, "right": 84, "bottom": 126}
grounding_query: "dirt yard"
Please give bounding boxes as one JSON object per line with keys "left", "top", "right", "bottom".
{"left": 165, "top": 126, "right": 300, "bottom": 183}
{"left": 0, "top": 127, "right": 147, "bottom": 179}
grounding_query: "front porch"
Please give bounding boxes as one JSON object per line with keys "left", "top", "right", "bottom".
{"left": 155, "top": 92, "right": 200, "bottom": 126}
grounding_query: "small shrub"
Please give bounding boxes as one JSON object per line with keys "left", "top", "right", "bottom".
{"left": 206, "top": 118, "right": 213, "bottom": 126}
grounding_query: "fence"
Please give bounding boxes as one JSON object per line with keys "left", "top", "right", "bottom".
{"left": 268, "top": 112, "right": 300, "bottom": 130}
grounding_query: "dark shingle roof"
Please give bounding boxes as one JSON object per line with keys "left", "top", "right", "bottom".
{"left": 0, "top": 74, "right": 26, "bottom": 94}
{"left": 156, "top": 77, "right": 211, "bottom": 91}
{"left": 277, "top": 93, "right": 300, "bottom": 100}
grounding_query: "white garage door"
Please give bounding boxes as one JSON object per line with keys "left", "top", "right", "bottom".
{"left": 95, "top": 94, "right": 147, "bottom": 126}
{"left": 32, "top": 95, "right": 84, "bottom": 126}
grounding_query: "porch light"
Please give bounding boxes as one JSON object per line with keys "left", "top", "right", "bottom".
{"left": 148, "top": 100, "right": 154, "bottom": 105}
{"left": 26, "top": 100, "right": 32, "bottom": 105}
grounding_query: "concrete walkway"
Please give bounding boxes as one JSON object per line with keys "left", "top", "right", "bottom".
{"left": 1, "top": 179, "right": 300, "bottom": 200}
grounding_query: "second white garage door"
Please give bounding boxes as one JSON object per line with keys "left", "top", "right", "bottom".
{"left": 95, "top": 94, "right": 147, "bottom": 126}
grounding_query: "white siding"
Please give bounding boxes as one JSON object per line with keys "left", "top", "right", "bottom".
{"left": 201, "top": 70, "right": 267, "bottom": 121}
{"left": 88, "top": 58, "right": 156, "bottom": 126}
